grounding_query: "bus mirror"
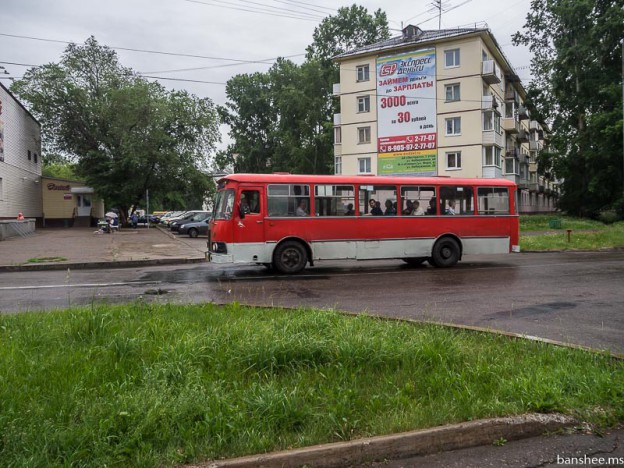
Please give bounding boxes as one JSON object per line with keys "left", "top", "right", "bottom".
{"left": 238, "top": 204, "right": 246, "bottom": 219}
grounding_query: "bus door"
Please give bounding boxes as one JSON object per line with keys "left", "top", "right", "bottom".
{"left": 234, "top": 187, "right": 265, "bottom": 246}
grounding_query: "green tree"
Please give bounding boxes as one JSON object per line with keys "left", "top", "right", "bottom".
{"left": 514, "top": 0, "right": 624, "bottom": 217}
{"left": 305, "top": 5, "right": 389, "bottom": 63}
{"left": 41, "top": 153, "right": 78, "bottom": 179}
{"left": 218, "top": 5, "right": 389, "bottom": 175}
{"left": 11, "top": 37, "right": 220, "bottom": 219}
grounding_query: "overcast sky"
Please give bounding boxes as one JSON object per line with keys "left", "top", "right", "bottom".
{"left": 1, "top": 0, "right": 533, "bottom": 146}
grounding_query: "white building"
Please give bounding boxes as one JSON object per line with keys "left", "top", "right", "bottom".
{"left": 333, "top": 25, "right": 557, "bottom": 213}
{"left": 0, "top": 82, "right": 43, "bottom": 220}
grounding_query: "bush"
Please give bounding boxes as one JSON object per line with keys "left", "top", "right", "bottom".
{"left": 598, "top": 210, "right": 620, "bottom": 224}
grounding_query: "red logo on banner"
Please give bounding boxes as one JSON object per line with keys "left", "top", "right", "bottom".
{"left": 379, "top": 63, "right": 397, "bottom": 76}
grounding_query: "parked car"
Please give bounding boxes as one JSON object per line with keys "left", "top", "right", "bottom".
{"left": 178, "top": 217, "right": 211, "bottom": 238}
{"left": 159, "top": 211, "right": 185, "bottom": 226}
{"left": 170, "top": 211, "right": 211, "bottom": 232}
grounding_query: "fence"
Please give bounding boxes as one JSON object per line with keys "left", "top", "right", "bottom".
{"left": 0, "top": 219, "right": 36, "bottom": 241}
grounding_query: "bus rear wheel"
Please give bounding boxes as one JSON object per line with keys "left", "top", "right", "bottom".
{"left": 430, "top": 238, "right": 460, "bottom": 268}
{"left": 273, "top": 241, "right": 308, "bottom": 274}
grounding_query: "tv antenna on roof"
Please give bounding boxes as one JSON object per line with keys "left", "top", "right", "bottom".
{"left": 403, "top": 0, "right": 472, "bottom": 30}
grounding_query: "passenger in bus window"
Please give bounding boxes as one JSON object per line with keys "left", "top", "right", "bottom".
{"left": 412, "top": 200, "right": 425, "bottom": 215}
{"left": 296, "top": 199, "right": 308, "bottom": 216}
{"left": 426, "top": 198, "right": 437, "bottom": 215}
{"left": 368, "top": 199, "right": 376, "bottom": 214}
{"left": 403, "top": 200, "right": 414, "bottom": 215}
{"left": 445, "top": 200, "right": 456, "bottom": 215}
{"left": 384, "top": 199, "right": 396, "bottom": 216}
{"left": 345, "top": 203, "right": 355, "bottom": 216}
{"left": 371, "top": 201, "right": 383, "bottom": 216}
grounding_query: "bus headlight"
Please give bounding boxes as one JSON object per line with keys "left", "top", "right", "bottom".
{"left": 211, "top": 242, "right": 227, "bottom": 253}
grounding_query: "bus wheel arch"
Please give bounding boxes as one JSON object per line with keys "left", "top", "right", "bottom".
{"left": 429, "top": 235, "right": 462, "bottom": 268}
{"left": 272, "top": 238, "right": 311, "bottom": 274}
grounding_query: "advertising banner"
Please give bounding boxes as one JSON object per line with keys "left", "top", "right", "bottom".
{"left": 376, "top": 49, "right": 437, "bottom": 175}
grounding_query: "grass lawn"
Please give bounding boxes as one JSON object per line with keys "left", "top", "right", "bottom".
{"left": 520, "top": 216, "right": 624, "bottom": 251}
{"left": 1, "top": 303, "right": 622, "bottom": 467}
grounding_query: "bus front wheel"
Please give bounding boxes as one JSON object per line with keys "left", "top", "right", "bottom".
{"left": 430, "top": 238, "right": 460, "bottom": 268}
{"left": 273, "top": 241, "right": 308, "bottom": 274}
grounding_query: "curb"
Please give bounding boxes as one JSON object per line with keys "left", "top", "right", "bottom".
{"left": 194, "top": 414, "right": 576, "bottom": 468}
{"left": 0, "top": 257, "right": 206, "bottom": 273}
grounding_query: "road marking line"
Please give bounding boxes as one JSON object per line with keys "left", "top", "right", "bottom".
{"left": 0, "top": 281, "right": 161, "bottom": 291}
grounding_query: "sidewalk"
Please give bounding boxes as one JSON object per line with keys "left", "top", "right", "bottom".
{"left": 0, "top": 225, "right": 207, "bottom": 272}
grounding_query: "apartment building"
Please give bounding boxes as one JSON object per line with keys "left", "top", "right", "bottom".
{"left": 333, "top": 25, "right": 557, "bottom": 213}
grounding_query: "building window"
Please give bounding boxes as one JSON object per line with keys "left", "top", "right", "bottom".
{"left": 357, "top": 95, "right": 370, "bottom": 113}
{"left": 357, "top": 126, "right": 371, "bottom": 144}
{"left": 483, "top": 146, "right": 502, "bottom": 167}
{"left": 504, "top": 157, "right": 518, "bottom": 175}
{"left": 34, "top": 153, "right": 38, "bottom": 164}
{"left": 445, "top": 117, "right": 461, "bottom": 136}
{"left": 358, "top": 157, "right": 371, "bottom": 174}
{"left": 446, "top": 151, "right": 462, "bottom": 170}
{"left": 444, "top": 48, "right": 460, "bottom": 68}
{"left": 335, "top": 156, "right": 342, "bottom": 175}
{"left": 445, "top": 83, "right": 460, "bottom": 102}
{"left": 27, "top": 150, "right": 32, "bottom": 161}
{"left": 0, "top": 177, "right": 3, "bottom": 200}
{"left": 334, "top": 127, "right": 341, "bottom": 144}
{"left": 483, "top": 110, "right": 501, "bottom": 132}
{"left": 357, "top": 64, "right": 370, "bottom": 82}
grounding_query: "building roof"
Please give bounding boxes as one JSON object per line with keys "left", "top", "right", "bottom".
{"left": 333, "top": 24, "right": 525, "bottom": 95}
{"left": 334, "top": 25, "right": 488, "bottom": 60}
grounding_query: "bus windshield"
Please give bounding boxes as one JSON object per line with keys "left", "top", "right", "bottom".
{"left": 213, "top": 189, "right": 235, "bottom": 220}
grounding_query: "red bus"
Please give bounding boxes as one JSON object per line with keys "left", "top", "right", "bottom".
{"left": 208, "top": 174, "right": 519, "bottom": 274}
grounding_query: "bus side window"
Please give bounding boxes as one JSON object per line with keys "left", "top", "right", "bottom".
{"left": 477, "top": 187, "right": 509, "bottom": 214}
{"left": 267, "top": 184, "right": 310, "bottom": 217}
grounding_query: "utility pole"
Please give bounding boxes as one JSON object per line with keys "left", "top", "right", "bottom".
{"left": 621, "top": 39, "right": 624, "bottom": 198}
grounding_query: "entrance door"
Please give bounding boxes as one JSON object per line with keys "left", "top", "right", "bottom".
{"left": 76, "top": 195, "right": 92, "bottom": 216}
{"left": 234, "top": 187, "right": 265, "bottom": 246}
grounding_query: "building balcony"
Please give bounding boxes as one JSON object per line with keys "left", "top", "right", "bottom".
{"left": 505, "top": 87, "right": 519, "bottom": 102}
{"left": 529, "top": 140, "right": 543, "bottom": 151}
{"left": 517, "top": 106, "right": 530, "bottom": 120}
{"left": 482, "top": 130, "right": 504, "bottom": 147}
{"left": 518, "top": 129, "right": 529, "bottom": 142}
{"left": 482, "top": 60, "right": 501, "bottom": 84}
{"left": 481, "top": 95, "right": 499, "bottom": 110}
{"left": 333, "top": 113, "right": 341, "bottom": 126}
{"left": 502, "top": 117, "right": 519, "bottom": 134}
{"left": 505, "top": 147, "right": 518, "bottom": 159}
{"left": 529, "top": 120, "right": 541, "bottom": 131}
{"left": 332, "top": 83, "right": 340, "bottom": 97}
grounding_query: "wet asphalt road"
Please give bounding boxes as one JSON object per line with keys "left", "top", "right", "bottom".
{"left": 1, "top": 250, "right": 623, "bottom": 355}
